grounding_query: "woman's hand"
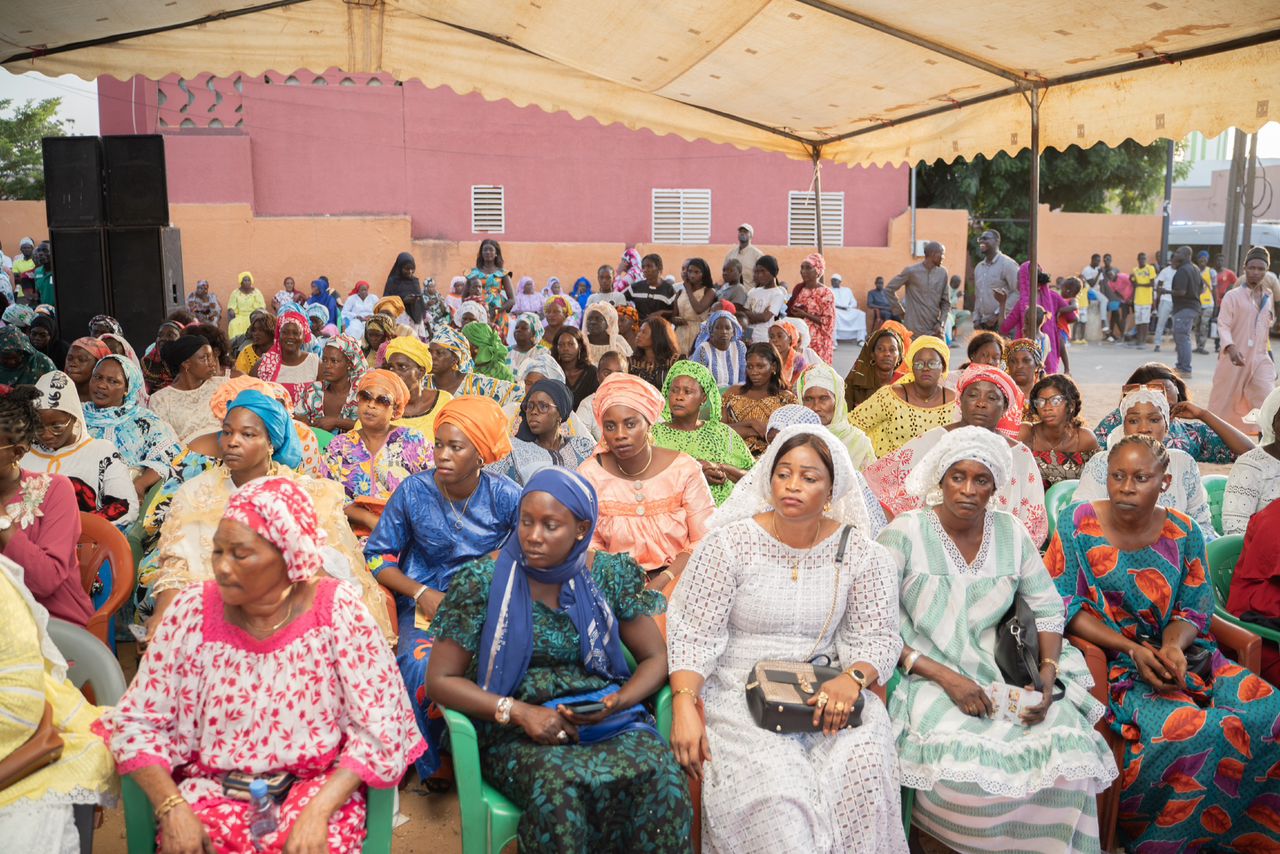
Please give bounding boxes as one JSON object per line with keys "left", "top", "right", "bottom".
{"left": 1158, "top": 643, "right": 1188, "bottom": 686}
{"left": 158, "top": 803, "right": 215, "bottom": 854}
{"left": 557, "top": 692, "right": 619, "bottom": 726}
{"left": 1020, "top": 668, "right": 1056, "bottom": 726}
{"left": 940, "top": 671, "right": 993, "bottom": 717}
{"left": 512, "top": 702, "right": 578, "bottom": 746}
{"left": 807, "top": 675, "right": 860, "bottom": 736}
{"left": 700, "top": 460, "right": 727, "bottom": 485}
{"left": 1169, "top": 400, "right": 1205, "bottom": 422}
{"left": 670, "top": 698, "right": 710, "bottom": 781}
{"left": 1130, "top": 644, "right": 1179, "bottom": 691}
{"left": 415, "top": 588, "right": 445, "bottom": 622}
{"left": 282, "top": 803, "right": 331, "bottom": 854}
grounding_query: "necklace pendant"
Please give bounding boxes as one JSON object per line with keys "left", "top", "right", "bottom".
{"left": 791, "top": 565, "right": 798, "bottom": 582}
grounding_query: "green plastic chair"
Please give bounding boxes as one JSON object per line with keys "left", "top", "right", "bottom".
{"left": 121, "top": 775, "right": 395, "bottom": 853}
{"left": 1042, "top": 478, "right": 1079, "bottom": 544}
{"left": 1202, "top": 474, "right": 1228, "bottom": 536}
{"left": 443, "top": 648, "right": 672, "bottom": 854}
{"left": 311, "top": 426, "right": 335, "bottom": 453}
{"left": 1206, "top": 533, "right": 1280, "bottom": 644}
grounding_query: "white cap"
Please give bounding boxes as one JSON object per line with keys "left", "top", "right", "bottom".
{"left": 831, "top": 273, "right": 843, "bottom": 283}
{"left": 737, "top": 223, "right": 753, "bottom": 236}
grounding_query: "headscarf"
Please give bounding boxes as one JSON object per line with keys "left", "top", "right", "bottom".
{"left": 689, "top": 309, "right": 746, "bottom": 387}
{"left": 509, "top": 312, "right": 545, "bottom": 350}
{"left": 461, "top": 321, "right": 514, "bottom": 381}
{"left": 275, "top": 301, "right": 304, "bottom": 319}
{"left": 583, "top": 300, "right": 632, "bottom": 349}
{"left": 615, "top": 248, "right": 643, "bottom": 291}
{"left": 305, "top": 278, "right": 340, "bottom": 326}
{"left": 766, "top": 403, "right": 820, "bottom": 435}
{"left": 795, "top": 361, "right": 867, "bottom": 459}
{"left": 1107, "top": 388, "right": 1171, "bottom": 450}
{"left": 0, "top": 327, "right": 56, "bottom": 386}
{"left": 303, "top": 302, "right": 330, "bottom": 329}
{"left": 384, "top": 336, "right": 432, "bottom": 378}
{"left": 236, "top": 271, "right": 255, "bottom": 289}
{"left": 904, "top": 425, "right": 1014, "bottom": 500}
{"left": 616, "top": 304, "right": 640, "bottom": 326}
{"left": 847, "top": 326, "right": 905, "bottom": 399}
{"left": 431, "top": 325, "right": 475, "bottom": 374}
{"left": 70, "top": 336, "right": 112, "bottom": 363}
{"left": 767, "top": 320, "right": 802, "bottom": 386}
{"left": 660, "top": 360, "right": 722, "bottom": 423}
{"left": 2, "top": 304, "right": 35, "bottom": 329}
{"left": 896, "top": 335, "right": 949, "bottom": 384}
{"left": 591, "top": 372, "right": 665, "bottom": 452}
{"left": 571, "top": 276, "right": 593, "bottom": 313}
{"left": 323, "top": 334, "right": 370, "bottom": 386}
{"left": 226, "top": 389, "right": 304, "bottom": 469}
{"left": 374, "top": 295, "right": 406, "bottom": 319}
{"left": 83, "top": 356, "right": 145, "bottom": 425}
{"left": 363, "top": 314, "right": 398, "bottom": 356}
{"left": 955, "top": 364, "right": 1025, "bottom": 439}
{"left": 89, "top": 315, "right": 123, "bottom": 337}
{"left": 782, "top": 317, "right": 821, "bottom": 366}
{"left": 81, "top": 356, "right": 178, "bottom": 474}
{"left": 517, "top": 349, "right": 566, "bottom": 384}
{"left": 1004, "top": 337, "right": 1044, "bottom": 368}
{"left": 384, "top": 251, "right": 423, "bottom": 323}
{"left": 434, "top": 396, "right": 513, "bottom": 464}
{"left": 476, "top": 468, "right": 633, "bottom": 700}
{"left": 160, "top": 334, "right": 209, "bottom": 376}
{"left": 223, "top": 476, "right": 327, "bottom": 583}
{"left": 1252, "top": 387, "right": 1280, "bottom": 444}
{"left": 544, "top": 294, "right": 576, "bottom": 320}
{"left": 1246, "top": 245, "right": 1271, "bottom": 265}
{"left": 33, "top": 371, "right": 86, "bottom": 438}
{"left": 209, "top": 376, "right": 296, "bottom": 419}
{"left": 256, "top": 311, "right": 310, "bottom": 382}
{"left": 357, "top": 369, "right": 411, "bottom": 420}
{"left": 459, "top": 300, "right": 490, "bottom": 326}
{"left": 321, "top": 323, "right": 338, "bottom": 338}
{"left": 517, "top": 379, "right": 574, "bottom": 442}
{"left": 803, "top": 252, "right": 826, "bottom": 279}
{"left": 711, "top": 424, "right": 871, "bottom": 535}
{"left": 540, "top": 276, "right": 562, "bottom": 298}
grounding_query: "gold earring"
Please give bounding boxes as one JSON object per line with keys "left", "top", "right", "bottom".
{"left": 824, "top": 501, "right": 832, "bottom": 513}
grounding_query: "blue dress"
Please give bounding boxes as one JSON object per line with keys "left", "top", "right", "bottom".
{"left": 364, "top": 470, "right": 520, "bottom": 778}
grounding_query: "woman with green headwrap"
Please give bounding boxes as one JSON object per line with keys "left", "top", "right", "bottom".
{"left": 462, "top": 321, "right": 515, "bottom": 382}
{"left": 0, "top": 327, "right": 56, "bottom": 386}
{"left": 652, "top": 360, "right": 753, "bottom": 505}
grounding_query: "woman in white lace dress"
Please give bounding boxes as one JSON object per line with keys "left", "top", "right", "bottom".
{"left": 877, "top": 427, "right": 1116, "bottom": 853}
{"left": 667, "top": 424, "right": 907, "bottom": 854}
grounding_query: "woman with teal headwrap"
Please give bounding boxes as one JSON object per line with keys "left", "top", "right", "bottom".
{"left": 651, "top": 359, "right": 753, "bottom": 505}
{"left": 429, "top": 325, "right": 524, "bottom": 407}
{"left": 462, "top": 321, "right": 515, "bottom": 381}
{"left": 0, "top": 326, "right": 56, "bottom": 386}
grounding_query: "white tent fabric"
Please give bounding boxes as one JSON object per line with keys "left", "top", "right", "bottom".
{"left": 3, "top": 0, "right": 1278, "bottom": 166}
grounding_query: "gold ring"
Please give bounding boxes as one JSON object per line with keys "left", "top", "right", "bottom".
{"left": 816, "top": 691, "right": 829, "bottom": 706}
{"left": 834, "top": 701, "right": 845, "bottom": 713}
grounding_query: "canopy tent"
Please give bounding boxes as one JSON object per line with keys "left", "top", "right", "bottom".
{"left": 4, "top": 0, "right": 1279, "bottom": 328}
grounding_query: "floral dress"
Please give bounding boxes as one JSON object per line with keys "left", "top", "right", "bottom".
{"left": 432, "top": 555, "right": 691, "bottom": 854}
{"left": 792, "top": 285, "right": 836, "bottom": 363}
{"left": 1047, "top": 503, "right": 1280, "bottom": 851}
{"left": 720, "top": 389, "right": 797, "bottom": 456}
{"left": 323, "top": 427, "right": 433, "bottom": 521}
{"left": 1092, "top": 409, "right": 1236, "bottom": 464}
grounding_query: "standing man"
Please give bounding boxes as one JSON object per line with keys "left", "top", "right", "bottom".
{"left": 884, "top": 241, "right": 950, "bottom": 339}
{"left": 1129, "top": 251, "right": 1157, "bottom": 346}
{"left": 1152, "top": 250, "right": 1176, "bottom": 351}
{"left": 1194, "top": 250, "right": 1216, "bottom": 354}
{"left": 1099, "top": 252, "right": 1123, "bottom": 342}
{"left": 32, "top": 241, "right": 54, "bottom": 306}
{"left": 1207, "top": 246, "right": 1275, "bottom": 431}
{"left": 1169, "top": 246, "right": 1201, "bottom": 376}
{"left": 723, "top": 223, "right": 763, "bottom": 275}
{"left": 972, "top": 228, "right": 1018, "bottom": 331}
{"left": 1212, "top": 253, "right": 1238, "bottom": 354}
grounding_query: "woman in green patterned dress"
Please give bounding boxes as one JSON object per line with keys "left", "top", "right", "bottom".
{"left": 427, "top": 467, "right": 691, "bottom": 854}
{"left": 651, "top": 360, "right": 753, "bottom": 505}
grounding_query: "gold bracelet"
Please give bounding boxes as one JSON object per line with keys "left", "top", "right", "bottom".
{"left": 661, "top": 569, "right": 677, "bottom": 584}
{"left": 673, "top": 687, "right": 698, "bottom": 701}
{"left": 154, "top": 793, "right": 187, "bottom": 822}
{"left": 1040, "top": 658, "right": 1060, "bottom": 679}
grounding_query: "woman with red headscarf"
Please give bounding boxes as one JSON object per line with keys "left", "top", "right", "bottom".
{"left": 254, "top": 309, "right": 319, "bottom": 403}
{"left": 787, "top": 252, "right": 836, "bottom": 363}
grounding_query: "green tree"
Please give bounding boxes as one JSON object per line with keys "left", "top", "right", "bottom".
{"left": 914, "top": 140, "right": 1188, "bottom": 262}
{"left": 0, "top": 98, "right": 72, "bottom": 200}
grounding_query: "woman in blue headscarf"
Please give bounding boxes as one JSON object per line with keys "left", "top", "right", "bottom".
{"left": 427, "top": 467, "right": 691, "bottom": 854}
{"left": 83, "top": 353, "right": 181, "bottom": 498}
{"left": 569, "top": 275, "right": 593, "bottom": 315}
{"left": 689, "top": 309, "right": 747, "bottom": 388}
{"left": 307, "top": 277, "right": 341, "bottom": 326}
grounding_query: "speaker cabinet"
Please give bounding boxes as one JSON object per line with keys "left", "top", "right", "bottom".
{"left": 103, "top": 135, "right": 169, "bottom": 227}
{"left": 105, "top": 227, "right": 184, "bottom": 349}
{"left": 42, "top": 137, "right": 105, "bottom": 228}
{"left": 49, "top": 228, "right": 111, "bottom": 343}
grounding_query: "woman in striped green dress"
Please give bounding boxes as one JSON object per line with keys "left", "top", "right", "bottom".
{"left": 877, "top": 426, "right": 1116, "bottom": 854}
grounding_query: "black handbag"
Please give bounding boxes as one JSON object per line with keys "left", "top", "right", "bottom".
{"left": 995, "top": 597, "right": 1064, "bottom": 700}
{"left": 746, "top": 526, "right": 865, "bottom": 734}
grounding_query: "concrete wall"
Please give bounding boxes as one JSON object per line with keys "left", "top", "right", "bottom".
{"left": 1033, "top": 206, "right": 1164, "bottom": 280}
{"left": 1172, "top": 161, "right": 1280, "bottom": 223}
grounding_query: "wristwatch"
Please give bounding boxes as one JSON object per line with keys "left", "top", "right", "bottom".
{"left": 495, "top": 696, "right": 514, "bottom": 725}
{"left": 846, "top": 667, "right": 871, "bottom": 690}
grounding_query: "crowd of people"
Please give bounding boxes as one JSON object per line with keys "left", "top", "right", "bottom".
{"left": 2, "top": 230, "right": 1280, "bottom": 854}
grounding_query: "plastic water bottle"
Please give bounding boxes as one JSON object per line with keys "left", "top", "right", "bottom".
{"left": 247, "top": 778, "right": 279, "bottom": 848}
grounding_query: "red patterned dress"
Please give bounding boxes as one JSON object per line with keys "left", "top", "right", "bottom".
{"left": 791, "top": 284, "right": 836, "bottom": 363}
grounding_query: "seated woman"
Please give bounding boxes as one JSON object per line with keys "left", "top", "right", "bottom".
{"left": 232, "top": 310, "right": 275, "bottom": 377}
{"left": 850, "top": 335, "right": 955, "bottom": 458}
{"left": 429, "top": 326, "right": 524, "bottom": 408}
{"left": 28, "top": 313, "right": 70, "bottom": 372}
{"left": 364, "top": 396, "right": 521, "bottom": 784}
{"left": 865, "top": 364, "right": 1047, "bottom": 545}
{"left": 1074, "top": 388, "right": 1215, "bottom": 539}
{"left": 1092, "top": 363, "right": 1254, "bottom": 463}
{"left": 766, "top": 320, "right": 808, "bottom": 388}
{"left": 0, "top": 387, "right": 89, "bottom": 626}
{"left": 342, "top": 280, "right": 377, "bottom": 341}
{"left": 462, "top": 320, "right": 516, "bottom": 382}
{"left": 1222, "top": 386, "right": 1280, "bottom": 535}
{"left": 721, "top": 342, "right": 798, "bottom": 456}
{"left": 844, "top": 325, "right": 906, "bottom": 408}
{"left": 64, "top": 337, "right": 111, "bottom": 402}
{"left": 0, "top": 558, "right": 114, "bottom": 850}
{"left": 1229, "top": 497, "right": 1280, "bottom": 683}
{"left": 1047, "top": 435, "right": 1280, "bottom": 851}
{"left": 325, "top": 369, "right": 431, "bottom": 537}
{"left": 29, "top": 370, "right": 137, "bottom": 528}
{"left": 688, "top": 309, "right": 745, "bottom": 388}
{"left": 295, "top": 334, "right": 369, "bottom": 434}
{"left": 943, "top": 330, "right": 1005, "bottom": 392}
{"left": 146, "top": 389, "right": 388, "bottom": 640}
{"left": 553, "top": 327, "right": 598, "bottom": 410}
{"left": 362, "top": 314, "right": 397, "bottom": 364}
{"left": 628, "top": 316, "right": 679, "bottom": 391}
{"left": 1018, "top": 373, "right": 1099, "bottom": 487}
{"left": 583, "top": 301, "right": 633, "bottom": 365}
{"left": 147, "top": 333, "right": 230, "bottom": 443}
{"left": 427, "top": 468, "right": 692, "bottom": 853}
{"left": 879, "top": 427, "right": 1115, "bottom": 853}
{"left": 254, "top": 309, "right": 320, "bottom": 404}
{"left": 507, "top": 312, "right": 544, "bottom": 374}
{"left": 577, "top": 373, "right": 715, "bottom": 596}
{"left": 1003, "top": 338, "right": 1044, "bottom": 410}
{"left": 139, "top": 319, "right": 183, "bottom": 395}
{"left": 489, "top": 379, "right": 595, "bottom": 487}
{"left": 652, "top": 360, "right": 753, "bottom": 505}
{"left": 98, "top": 477, "right": 423, "bottom": 853}
{"left": 379, "top": 336, "right": 451, "bottom": 443}
{"left": 83, "top": 354, "right": 181, "bottom": 500}
{"left": 795, "top": 361, "right": 875, "bottom": 470}
{"left": 0, "top": 327, "right": 56, "bottom": 387}
{"left": 667, "top": 425, "right": 906, "bottom": 852}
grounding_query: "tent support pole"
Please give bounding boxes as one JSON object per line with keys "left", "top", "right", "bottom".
{"left": 1242, "top": 131, "right": 1259, "bottom": 255}
{"left": 812, "top": 147, "right": 825, "bottom": 256}
{"left": 1026, "top": 88, "right": 1040, "bottom": 339}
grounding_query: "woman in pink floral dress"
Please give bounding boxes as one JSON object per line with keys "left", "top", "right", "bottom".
{"left": 787, "top": 252, "right": 836, "bottom": 363}
{"left": 96, "top": 477, "right": 423, "bottom": 853}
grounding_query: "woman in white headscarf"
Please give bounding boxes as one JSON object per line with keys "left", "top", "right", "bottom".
{"left": 1223, "top": 386, "right": 1280, "bottom": 535}
{"left": 582, "top": 301, "right": 633, "bottom": 365}
{"left": 668, "top": 424, "right": 907, "bottom": 854}
{"left": 1073, "top": 387, "right": 1214, "bottom": 538}
{"left": 878, "top": 426, "right": 1115, "bottom": 854}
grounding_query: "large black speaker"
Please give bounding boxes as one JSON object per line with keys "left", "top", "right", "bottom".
{"left": 42, "top": 137, "right": 105, "bottom": 228}
{"left": 103, "top": 135, "right": 169, "bottom": 227}
{"left": 49, "top": 228, "right": 111, "bottom": 343}
{"left": 106, "top": 227, "right": 184, "bottom": 350}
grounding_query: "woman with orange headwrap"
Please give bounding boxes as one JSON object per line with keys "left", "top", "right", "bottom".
{"left": 364, "top": 395, "right": 520, "bottom": 785}
{"left": 324, "top": 369, "right": 432, "bottom": 537}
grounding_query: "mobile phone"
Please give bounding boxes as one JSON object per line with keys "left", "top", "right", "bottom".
{"left": 563, "top": 701, "right": 606, "bottom": 714}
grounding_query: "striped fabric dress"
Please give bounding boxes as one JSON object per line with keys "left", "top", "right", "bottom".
{"left": 877, "top": 509, "right": 1117, "bottom": 854}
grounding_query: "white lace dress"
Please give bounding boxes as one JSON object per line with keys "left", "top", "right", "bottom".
{"left": 667, "top": 519, "right": 907, "bottom": 854}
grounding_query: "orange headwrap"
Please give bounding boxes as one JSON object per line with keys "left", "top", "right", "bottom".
{"left": 209, "top": 376, "right": 296, "bottom": 419}
{"left": 434, "top": 396, "right": 513, "bottom": 464}
{"left": 357, "top": 369, "right": 410, "bottom": 420}
{"left": 591, "top": 373, "right": 666, "bottom": 453}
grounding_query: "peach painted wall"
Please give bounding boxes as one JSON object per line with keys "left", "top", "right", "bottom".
{"left": 1033, "top": 206, "right": 1164, "bottom": 280}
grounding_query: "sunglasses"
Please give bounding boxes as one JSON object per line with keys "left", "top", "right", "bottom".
{"left": 1033, "top": 394, "right": 1067, "bottom": 410}
{"left": 1122, "top": 381, "right": 1169, "bottom": 396}
{"left": 357, "top": 390, "right": 395, "bottom": 407}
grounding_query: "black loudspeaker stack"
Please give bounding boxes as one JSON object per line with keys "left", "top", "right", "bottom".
{"left": 42, "top": 135, "right": 182, "bottom": 350}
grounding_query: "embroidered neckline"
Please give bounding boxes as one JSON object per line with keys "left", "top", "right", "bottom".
{"left": 928, "top": 509, "right": 993, "bottom": 574}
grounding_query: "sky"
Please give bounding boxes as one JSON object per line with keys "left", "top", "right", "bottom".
{"left": 1, "top": 67, "right": 1279, "bottom": 159}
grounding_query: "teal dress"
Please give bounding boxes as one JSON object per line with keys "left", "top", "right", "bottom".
{"left": 1048, "top": 502, "right": 1280, "bottom": 850}
{"left": 432, "top": 554, "right": 692, "bottom": 854}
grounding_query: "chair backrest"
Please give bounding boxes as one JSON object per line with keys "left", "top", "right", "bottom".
{"left": 1203, "top": 474, "right": 1228, "bottom": 536}
{"left": 47, "top": 617, "right": 127, "bottom": 705}
{"left": 1206, "top": 533, "right": 1244, "bottom": 609}
{"left": 312, "top": 426, "right": 335, "bottom": 452}
{"left": 77, "top": 512, "right": 136, "bottom": 646}
{"left": 1043, "top": 478, "right": 1079, "bottom": 542}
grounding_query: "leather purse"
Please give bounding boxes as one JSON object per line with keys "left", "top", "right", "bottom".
{"left": 995, "top": 597, "right": 1064, "bottom": 700}
{"left": 0, "top": 702, "right": 65, "bottom": 790}
{"left": 746, "top": 526, "right": 866, "bottom": 734}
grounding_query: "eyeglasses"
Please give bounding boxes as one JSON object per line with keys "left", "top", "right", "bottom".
{"left": 912, "top": 359, "right": 944, "bottom": 371}
{"left": 1033, "top": 394, "right": 1067, "bottom": 410}
{"left": 39, "top": 419, "right": 75, "bottom": 433}
{"left": 525, "top": 401, "right": 557, "bottom": 416}
{"left": 1122, "top": 381, "right": 1168, "bottom": 395}
{"left": 356, "top": 390, "right": 395, "bottom": 407}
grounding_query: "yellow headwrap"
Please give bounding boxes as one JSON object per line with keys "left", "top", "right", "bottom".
{"left": 897, "top": 335, "right": 950, "bottom": 384}
{"left": 384, "top": 336, "right": 432, "bottom": 374}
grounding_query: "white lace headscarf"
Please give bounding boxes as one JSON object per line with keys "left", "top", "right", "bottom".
{"left": 711, "top": 424, "right": 871, "bottom": 536}
{"left": 904, "top": 425, "right": 1013, "bottom": 504}
{"left": 1254, "top": 386, "right": 1280, "bottom": 444}
{"left": 1105, "top": 388, "right": 1170, "bottom": 450}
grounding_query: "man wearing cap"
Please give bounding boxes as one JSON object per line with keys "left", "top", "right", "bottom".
{"left": 724, "top": 223, "right": 763, "bottom": 274}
